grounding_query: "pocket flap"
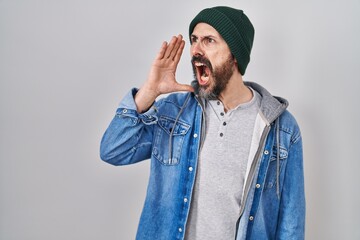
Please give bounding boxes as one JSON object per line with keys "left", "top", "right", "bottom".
{"left": 158, "top": 116, "right": 190, "bottom": 136}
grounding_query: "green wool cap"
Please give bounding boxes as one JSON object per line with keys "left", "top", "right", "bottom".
{"left": 189, "top": 6, "right": 255, "bottom": 75}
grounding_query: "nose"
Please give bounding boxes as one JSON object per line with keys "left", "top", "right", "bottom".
{"left": 191, "top": 41, "right": 204, "bottom": 56}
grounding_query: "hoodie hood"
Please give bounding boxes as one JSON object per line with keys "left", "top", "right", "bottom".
{"left": 244, "top": 81, "right": 288, "bottom": 125}
{"left": 191, "top": 80, "right": 289, "bottom": 125}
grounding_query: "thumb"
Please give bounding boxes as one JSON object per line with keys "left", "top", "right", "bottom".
{"left": 175, "top": 83, "right": 194, "bottom": 92}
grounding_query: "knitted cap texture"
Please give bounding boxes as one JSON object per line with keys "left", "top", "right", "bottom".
{"left": 189, "top": 6, "right": 255, "bottom": 75}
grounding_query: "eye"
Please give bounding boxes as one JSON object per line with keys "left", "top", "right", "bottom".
{"left": 191, "top": 36, "right": 198, "bottom": 44}
{"left": 204, "top": 37, "right": 215, "bottom": 45}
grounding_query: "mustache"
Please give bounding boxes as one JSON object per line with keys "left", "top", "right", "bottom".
{"left": 191, "top": 55, "right": 213, "bottom": 72}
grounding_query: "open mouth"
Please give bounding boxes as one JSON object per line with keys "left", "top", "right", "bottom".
{"left": 194, "top": 61, "right": 211, "bottom": 85}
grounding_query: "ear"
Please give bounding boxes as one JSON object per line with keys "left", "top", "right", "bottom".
{"left": 232, "top": 55, "right": 238, "bottom": 68}
{"left": 231, "top": 55, "right": 241, "bottom": 74}
{"left": 232, "top": 54, "right": 237, "bottom": 63}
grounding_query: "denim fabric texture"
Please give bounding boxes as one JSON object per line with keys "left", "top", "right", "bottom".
{"left": 100, "top": 82, "right": 305, "bottom": 240}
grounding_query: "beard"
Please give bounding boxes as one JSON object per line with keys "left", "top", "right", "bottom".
{"left": 192, "top": 54, "right": 235, "bottom": 100}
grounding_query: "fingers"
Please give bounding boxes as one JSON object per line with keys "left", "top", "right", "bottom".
{"left": 155, "top": 41, "right": 167, "bottom": 60}
{"left": 164, "top": 36, "right": 177, "bottom": 59}
{"left": 164, "top": 35, "right": 178, "bottom": 59}
{"left": 156, "top": 35, "right": 184, "bottom": 61}
{"left": 173, "top": 39, "right": 185, "bottom": 65}
{"left": 167, "top": 34, "right": 183, "bottom": 60}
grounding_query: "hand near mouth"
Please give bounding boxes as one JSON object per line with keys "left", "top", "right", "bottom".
{"left": 135, "top": 34, "right": 194, "bottom": 113}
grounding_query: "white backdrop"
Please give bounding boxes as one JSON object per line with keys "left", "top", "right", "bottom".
{"left": 1, "top": 0, "right": 359, "bottom": 239}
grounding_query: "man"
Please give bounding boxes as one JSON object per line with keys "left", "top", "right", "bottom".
{"left": 100, "top": 6, "right": 305, "bottom": 240}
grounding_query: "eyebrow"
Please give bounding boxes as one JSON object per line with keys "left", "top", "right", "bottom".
{"left": 190, "top": 34, "right": 219, "bottom": 41}
{"left": 191, "top": 34, "right": 217, "bottom": 38}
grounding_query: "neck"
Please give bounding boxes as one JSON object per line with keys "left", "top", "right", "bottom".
{"left": 218, "top": 73, "right": 253, "bottom": 112}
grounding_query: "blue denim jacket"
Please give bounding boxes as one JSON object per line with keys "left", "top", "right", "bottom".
{"left": 100, "top": 82, "right": 305, "bottom": 240}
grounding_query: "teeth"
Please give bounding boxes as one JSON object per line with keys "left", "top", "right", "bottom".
{"left": 195, "top": 62, "right": 205, "bottom": 67}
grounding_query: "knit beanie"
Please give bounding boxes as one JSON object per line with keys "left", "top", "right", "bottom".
{"left": 189, "top": 6, "right": 255, "bottom": 75}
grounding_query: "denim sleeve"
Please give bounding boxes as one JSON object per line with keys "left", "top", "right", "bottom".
{"left": 276, "top": 135, "right": 306, "bottom": 239}
{"left": 99, "top": 88, "right": 158, "bottom": 166}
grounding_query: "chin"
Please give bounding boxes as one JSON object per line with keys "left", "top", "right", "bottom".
{"left": 191, "top": 79, "right": 218, "bottom": 100}
{"left": 198, "top": 85, "right": 218, "bottom": 100}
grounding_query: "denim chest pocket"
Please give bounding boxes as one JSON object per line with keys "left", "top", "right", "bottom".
{"left": 152, "top": 116, "right": 190, "bottom": 165}
{"left": 264, "top": 146, "right": 288, "bottom": 189}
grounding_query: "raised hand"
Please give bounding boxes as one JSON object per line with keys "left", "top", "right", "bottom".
{"left": 135, "top": 34, "right": 194, "bottom": 113}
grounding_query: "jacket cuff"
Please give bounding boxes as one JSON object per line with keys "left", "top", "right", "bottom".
{"left": 116, "top": 88, "right": 158, "bottom": 125}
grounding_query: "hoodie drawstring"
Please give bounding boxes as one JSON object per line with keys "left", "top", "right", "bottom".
{"left": 276, "top": 117, "right": 280, "bottom": 199}
{"left": 168, "top": 93, "right": 191, "bottom": 164}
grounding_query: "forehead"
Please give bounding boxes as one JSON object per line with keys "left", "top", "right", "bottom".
{"left": 191, "top": 22, "right": 222, "bottom": 38}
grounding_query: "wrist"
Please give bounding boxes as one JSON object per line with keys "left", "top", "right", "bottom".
{"left": 134, "top": 87, "right": 158, "bottom": 113}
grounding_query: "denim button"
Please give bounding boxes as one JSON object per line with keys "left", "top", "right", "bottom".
{"left": 178, "top": 228, "right": 183, "bottom": 232}
{"left": 264, "top": 150, "right": 269, "bottom": 155}
{"left": 189, "top": 167, "right": 193, "bottom": 172}
{"left": 122, "top": 109, "right": 128, "bottom": 113}
{"left": 249, "top": 216, "right": 254, "bottom": 221}
{"left": 193, "top": 133, "right": 198, "bottom": 138}
{"left": 256, "top": 184, "right": 261, "bottom": 188}
{"left": 184, "top": 198, "right": 188, "bottom": 203}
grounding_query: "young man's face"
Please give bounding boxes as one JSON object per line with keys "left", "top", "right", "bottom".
{"left": 190, "top": 22, "right": 237, "bottom": 99}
